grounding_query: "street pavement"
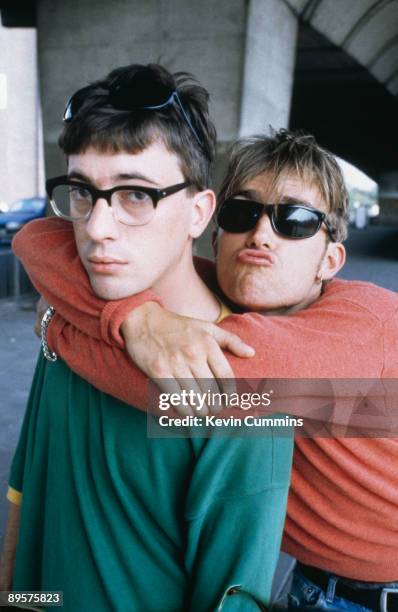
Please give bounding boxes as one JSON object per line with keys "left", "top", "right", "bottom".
{"left": 0, "top": 223, "right": 396, "bottom": 592}
{"left": 338, "top": 225, "right": 398, "bottom": 291}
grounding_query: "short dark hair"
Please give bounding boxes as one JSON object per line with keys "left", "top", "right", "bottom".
{"left": 218, "top": 128, "right": 349, "bottom": 242}
{"left": 59, "top": 63, "right": 216, "bottom": 190}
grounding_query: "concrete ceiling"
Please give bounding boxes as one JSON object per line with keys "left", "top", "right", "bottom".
{"left": 2, "top": 0, "right": 397, "bottom": 97}
{"left": 285, "top": 0, "right": 398, "bottom": 97}
{"left": 289, "top": 21, "right": 398, "bottom": 179}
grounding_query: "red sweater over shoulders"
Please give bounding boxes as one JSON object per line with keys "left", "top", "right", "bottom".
{"left": 13, "top": 217, "right": 398, "bottom": 581}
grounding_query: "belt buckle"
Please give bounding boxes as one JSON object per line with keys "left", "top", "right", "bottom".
{"left": 380, "top": 587, "right": 398, "bottom": 612}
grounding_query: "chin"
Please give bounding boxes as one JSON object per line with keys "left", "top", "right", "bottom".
{"left": 89, "top": 277, "right": 140, "bottom": 301}
{"left": 224, "top": 286, "right": 267, "bottom": 312}
{"left": 223, "top": 276, "right": 277, "bottom": 312}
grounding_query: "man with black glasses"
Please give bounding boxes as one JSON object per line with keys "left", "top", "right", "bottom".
{"left": 13, "top": 128, "right": 398, "bottom": 611}
{"left": 0, "top": 63, "right": 293, "bottom": 612}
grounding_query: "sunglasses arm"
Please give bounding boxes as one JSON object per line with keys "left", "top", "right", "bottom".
{"left": 172, "top": 92, "right": 203, "bottom": 147}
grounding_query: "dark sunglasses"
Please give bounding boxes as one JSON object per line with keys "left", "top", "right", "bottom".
{"left": 63, "top": 67, "right": 203, "bottom": 148}
{"left": 217, "top": 198, "right": 336, "bottom": 241}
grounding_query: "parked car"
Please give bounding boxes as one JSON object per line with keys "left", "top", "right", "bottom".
{"left": 0, "top": 197, "right": 46, "bottom": 244}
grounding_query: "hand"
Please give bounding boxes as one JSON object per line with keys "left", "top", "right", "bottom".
{"left": 34, "top": 296, "right": 50, "bottom": 338}
{"left": 0, "top": 502, "right": 20, "bottom": 593}
{"left": 121, "top": 302, "right": 255, "bottom": 416}
{"left": 0, "top": 563, "right": 11, "bottom": 592}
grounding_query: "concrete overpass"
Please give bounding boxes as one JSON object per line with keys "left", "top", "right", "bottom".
{"left": 1, "top": 0, "right": 398, "bottom": 219}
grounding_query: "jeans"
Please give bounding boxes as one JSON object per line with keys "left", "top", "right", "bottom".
{"left": 287, "top": 565, "right": 398, "bottom": 611}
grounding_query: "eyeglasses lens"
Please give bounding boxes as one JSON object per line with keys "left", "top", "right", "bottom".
{"left": 51, "top": 185, "right": 91, "bottom": 221}
{"left": 112, "top": 190, "right": 155, "bottom": 225}
{"left": 274, "top": 205, "right": 320, "bottom": 238}
{"left": 50, "top": 185, "right": 156, "bottom": 226}
{"left": 217, "top": 200, "right": 262, "bottom": 233}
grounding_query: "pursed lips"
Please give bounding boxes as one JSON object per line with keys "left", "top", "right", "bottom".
{"left": 236, "top": 249, "right": 275, "bottom": 266}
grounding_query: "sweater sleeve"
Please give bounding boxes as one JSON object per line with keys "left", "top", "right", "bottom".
{"left": 216, "top": 294, "right": 384, "bottom": 379}
{"left": 12, "top": 218, "right": 394, "bottom": 416}
{"left": 12, "top": 218, "right": 162, "bottom": 348}
{"left": 47, "top": 315, "right": 150, "bottom": 409}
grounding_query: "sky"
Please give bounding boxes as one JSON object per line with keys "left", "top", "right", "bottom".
{"left": 337, "top": 158, "right": 378, "bottom": 193}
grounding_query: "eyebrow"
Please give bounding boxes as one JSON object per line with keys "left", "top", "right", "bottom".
{"left": 233, "top": 189, "right": 313, "bottom": 207}
{"left": 233, "top": 189, "right": 261, "bottom": 200}
{"left": 278, "top": 195, "right": 313, "bottom": 206}
{"left": 67, "top": 170, "right": 160, "bottom": 186}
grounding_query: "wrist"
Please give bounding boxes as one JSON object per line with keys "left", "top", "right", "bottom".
{"left": 121, "top": 301, "right": 161, "bottom": 340}
{"left": 101, "top": 291, "right": 162, "bottom": 348}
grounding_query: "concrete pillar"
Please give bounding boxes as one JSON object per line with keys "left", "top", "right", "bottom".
{"left": 240, "top": 0, "right": 298, "bottom": 135}
{"left": 35, "top": 0, "right": 300, "bottom": 258}
{"left": 378, "top": 171, "right": 398, "bottom": 224}
{"left": 36, "top": 0, "right": 248, "bottom": 179}
{"left": 0, "top": 23, "right": 44, "bottom": 210}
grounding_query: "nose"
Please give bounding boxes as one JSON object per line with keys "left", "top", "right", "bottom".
{"left": 245, "top": 211, "right": 276, "bottom": 250}
{"left": 84, "top": 197, "right": 120, "bottom": 241}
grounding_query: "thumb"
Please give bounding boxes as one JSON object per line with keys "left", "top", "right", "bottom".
{"left": 213, "top": 328, "right": 255, "bottom": 357}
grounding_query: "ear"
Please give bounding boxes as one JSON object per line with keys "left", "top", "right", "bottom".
{"left": 319, "top": 241, "right": 346, "bottom": 280}
{"left": 189, "top": 189, "right": 216, "bottom": 239}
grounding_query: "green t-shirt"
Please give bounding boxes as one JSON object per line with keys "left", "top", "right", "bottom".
{"left": 9, "top": 354, "right": 293, "bottom": 611}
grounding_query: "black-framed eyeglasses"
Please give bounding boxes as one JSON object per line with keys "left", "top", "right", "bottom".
{"left": 46, "top": 176, "right": 191, "bottom": 226}
{"left": 217, "top": 198, "right": 336, "bottom": 241}
{"left": 63, "top": 67, "right": 203, "bottom": 148}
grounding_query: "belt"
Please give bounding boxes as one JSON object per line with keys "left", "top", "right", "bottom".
{"left": 297, "top": 563, "right": 398, "bottom": 612}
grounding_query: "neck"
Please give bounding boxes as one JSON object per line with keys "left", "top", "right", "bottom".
{"left": 152, "top": 247, "right": 221, "bottom": 322}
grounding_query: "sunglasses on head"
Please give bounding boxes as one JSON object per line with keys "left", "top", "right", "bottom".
{"left": 63, "top": 67, "right": 203, "bottom": 148}
{"left": 217, "top": 198, "right": 336, "bottom": 241}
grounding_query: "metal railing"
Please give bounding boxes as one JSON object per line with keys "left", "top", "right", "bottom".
{"left": 0, "top": 248, "right": 35, "bottom": 301}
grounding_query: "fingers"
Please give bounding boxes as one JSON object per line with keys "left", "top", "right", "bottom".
{"left": 213, "top": 328, "right": 255, "bottom": 358}
{"left": 133, "top": 321, "right": 255, "bottom": 420}
{"left": 34, "top": 296, "right": 49, "bottom": 338}
{"left": 153, "top": 376, "right": 183, "bottom": 401}
{"left": 37, "top": 295, "right": 49, "bottom": 317}
{"left": 151, "top": 376, "right": 196, "bottom": 418}
{"left": 175, "top": 374, "right": 210, "bottom": 417}
{"left": 190, "top": 363, "right": 225, "bottom": 414}
{"left": 206, "top": 346, "right": 236, "bottom": 401}
{"left": 152, "top": 338, "right": 240, "bottom": 416}
{"left": 152, "top": 371, "right": 210, "bottom": 417}
{"left": 34, "top": 314, "right": 42, "bottom": 339}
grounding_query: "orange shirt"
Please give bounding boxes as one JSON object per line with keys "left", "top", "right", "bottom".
{"left": 13, "top": 218, "right": 398, "bottom": 581}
